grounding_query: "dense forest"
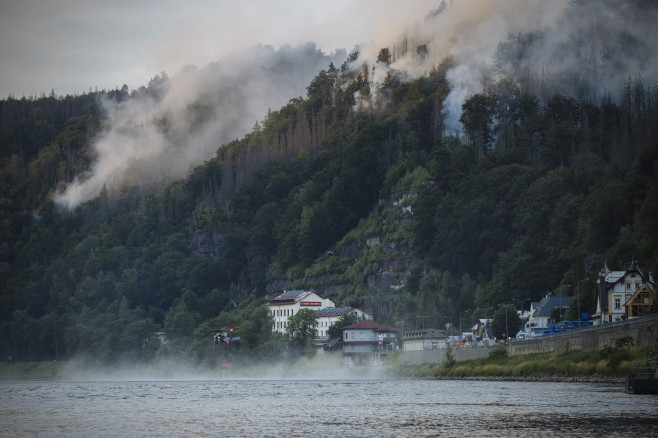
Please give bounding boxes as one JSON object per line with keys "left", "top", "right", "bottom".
{"left": 1, "top": 0, "right": 657, "bottom": 366}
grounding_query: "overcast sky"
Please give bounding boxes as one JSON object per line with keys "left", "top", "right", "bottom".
{"left": 0, "top": 0, "right": 438, "bottom": 98}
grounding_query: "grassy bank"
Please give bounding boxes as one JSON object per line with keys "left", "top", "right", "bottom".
{"left": 0, "top": 361, "right": 68, "bottom": 380}
{"left": 391, "top": 344, "right": 653, "bottom": 381}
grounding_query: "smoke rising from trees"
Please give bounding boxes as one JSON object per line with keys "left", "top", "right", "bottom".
{"left": 54, "top": 0, "right": 658, "bottom": 209}
{"left": 54, "top": 44, "right": 343, "bottom": 209}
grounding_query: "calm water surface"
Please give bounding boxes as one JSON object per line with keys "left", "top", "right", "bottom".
{"left": 1, "top": 378, "right": 657, "bottom": 437}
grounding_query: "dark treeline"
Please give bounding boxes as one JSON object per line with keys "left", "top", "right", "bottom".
{"left": 1, "top": 1, "right": 658, "bottom": 365}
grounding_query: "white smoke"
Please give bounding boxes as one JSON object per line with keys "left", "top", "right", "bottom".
{"left": 358, "top": 0, "right": 658, "bottom": 131}
{"left": 54, "top": 0, "right": 658, "bottom": 209}
{"left": 355, "top": 0, "right": 569, "bottom": 130}
{"left": 55, "top": 43, "right": 344, "bottom": 210}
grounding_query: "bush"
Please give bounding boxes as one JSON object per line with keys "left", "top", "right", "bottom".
{"left": 442, "top": 347, "right": 456, "bottom": 369}
{"left": 607, "top": 349, "right": 631, "bottom": 370}
{"left": 488, "top": 346, "right": 508, "bottom": 360}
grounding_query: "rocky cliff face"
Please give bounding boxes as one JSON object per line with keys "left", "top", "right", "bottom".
{"left": 268, "top": 188, "right": 430, "bottom": 300}
{"left": 192, "top": 231, "right": 224, "bottom": 258}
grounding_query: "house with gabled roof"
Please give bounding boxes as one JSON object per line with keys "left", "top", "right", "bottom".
{"left": 267, "top": 290, "right": 335, "bottom": 334}
{"left": 625, "top": 284, "right": 657, "bottom": 319}
{"left": 342, "top": 320, "right": 397, "bottom": 366}
{"left": 524, "top": 293, "right": 570, "bottom": 334}
{"left": 596, "top": 260, "right": 656, "bottom": 323}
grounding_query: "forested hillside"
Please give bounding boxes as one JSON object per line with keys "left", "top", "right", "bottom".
{"left": 1, "top": 0, "right": 657, "bottom": 365}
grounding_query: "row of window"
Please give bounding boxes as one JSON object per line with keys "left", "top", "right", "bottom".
{"left": 626, "top": 280, "right": 642, "bottom": 290}
{"left": 272, "top": 309, "right": 294, "bottom": 317}
{"left": 271, "top": 309, "right": 338, "bottom": 328}
{"left": 270, "top": 324, "right": 331, "bottom": 337}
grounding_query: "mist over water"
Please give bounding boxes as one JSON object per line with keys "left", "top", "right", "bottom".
{"left": 56, "top": 354, "right": 385, "bottom": 382}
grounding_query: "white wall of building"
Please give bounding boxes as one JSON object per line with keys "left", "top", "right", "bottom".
{"left": 268, "top": 292, "right": 335, "bottom": 334}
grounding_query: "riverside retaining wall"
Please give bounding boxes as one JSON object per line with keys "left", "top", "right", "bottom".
{"left": 403, "top": 346, "right": 496, "bottom": 365}
{"left": 402, "top": 314, "right": 658, "bottom": 365}
{"left": 507, "top": 314, "right": 658, "bottom": 356}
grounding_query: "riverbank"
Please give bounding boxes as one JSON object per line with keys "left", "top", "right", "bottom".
{"left": 0, "top": 361, "right": 67, "bottom": 380}
{"left": 2, "top": 344, "right": 651, "bottom": 382}
{"left": 389, "top": 344, "right": 650, "bottom": 383}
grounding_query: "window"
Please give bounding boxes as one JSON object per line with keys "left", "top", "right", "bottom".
{"left": 626, "top": 282, "right": 631, "bottom": 290}
{"left": 615, "top": 297, "right": 621, "bottom": 309}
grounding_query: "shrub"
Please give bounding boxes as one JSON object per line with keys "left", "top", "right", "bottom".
{"left": 488, "top": 346, "right": 508, "bottom": 360}
{"left": 607, "top": 349, "right": 631, "bottom": 370}
{"left": 442, "top": 347, "right": 457, "bottom": 369}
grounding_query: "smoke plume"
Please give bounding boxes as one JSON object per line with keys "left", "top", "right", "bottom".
{"left": 55, "top": 0, "right": 658, "bottom": 209}
{"left": 54, "top": 43, "right": 343, "bottom": 209}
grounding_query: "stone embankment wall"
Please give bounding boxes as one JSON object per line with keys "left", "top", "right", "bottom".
{"left": 507, "top": 314, "right": 658, "bottom": 356}
{"left": 403, "top": 346, "right": 496, "bottom": 365}
{"left": 402, "top": 315, "right": 658, "bottom": 364}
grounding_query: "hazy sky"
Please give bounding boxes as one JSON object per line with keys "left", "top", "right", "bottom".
{"left": 0, "top": 0, "right": 438, "bottom": 98}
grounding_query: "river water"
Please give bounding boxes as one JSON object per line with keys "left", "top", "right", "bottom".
{"left": 1, "top": 376, "right": 657, "bottom": 437}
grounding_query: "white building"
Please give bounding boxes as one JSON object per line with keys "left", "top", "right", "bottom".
{"left": 315, "top": 307, "right": 369, "bottom": 340}
{"left": 525, "top": 293, "right": 571, "bottom": 333}
{"left": 596, "top": 260, "right": 655, "bottom": 323}
{"left": 402, "top": 328, "right": 447, "bottom": 351}
{"left": 267, "top": 290, "right": 335, "bottom": 334}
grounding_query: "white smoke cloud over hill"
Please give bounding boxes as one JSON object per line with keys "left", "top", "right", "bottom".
{"left": 55, "top": 44, "right": 343, "bottom": 209}
{"left": 54, "top": 0, "right": 658, "bottom": 209}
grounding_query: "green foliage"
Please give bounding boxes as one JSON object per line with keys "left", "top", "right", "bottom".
{"left": 397, "top": 346, "right": 651, "bottom": 379}
{"left": 327, "top": 311, "right": 363, "bottom": 339}
{"left": 491, "top": 305, "right": 522, "bottom": 340}
{"left": 1, "top": 8, "right": 658, "bottom": 366}
{"left": 442, "top": 346, "right": 456, "bottom": 369}
{"left": 488, "top": 346, "right": 508, "bottom": 360}
{"left": 285, "top": 308, "right": 318, "bottom": 358}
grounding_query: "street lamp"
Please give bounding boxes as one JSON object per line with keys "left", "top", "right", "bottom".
{"left": 497, "top": 304, "right": 509, "bottom": 343}
{"left": 577, "top": 280, "right": 583, "bottom": 322}
{"left": 459, "top": 310, "right": 468, "bottom": 339}
{"left": 505, "top": 306, "right": 509, "bottom": 342}
{"left": 559, "top": 284, "right": 571, "bottom": 321}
